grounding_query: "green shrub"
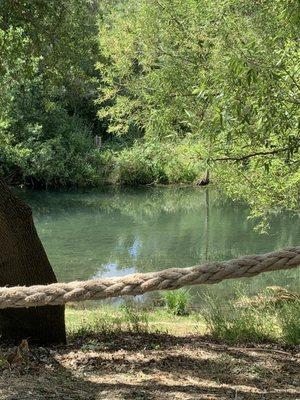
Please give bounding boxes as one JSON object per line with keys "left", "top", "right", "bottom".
{"left": 109, "top": 140, "right": 204, "bottom": 185}
{"left": 163, "top": 289, "right": 191, "bottom": 316}
{"left": 3, "top": 110, "right": 100, "bottom": 187}
{"left": 112, "top": 144, "right": 165, "bottom": 185}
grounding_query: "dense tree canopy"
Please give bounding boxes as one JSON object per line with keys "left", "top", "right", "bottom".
{"left": 98, "top": 0, "right": 300, "bottom": 223}
{"left": 0, "top": 0, "right": 100, "bottom": 186}
{"left": 0, "top": 0, "right": 299, "bottom": 223}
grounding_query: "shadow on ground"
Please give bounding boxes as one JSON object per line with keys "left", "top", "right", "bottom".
{"left": 0, "top": 332, "right": 299, "bottom": 400}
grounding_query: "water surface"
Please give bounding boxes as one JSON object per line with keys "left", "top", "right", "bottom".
{"left": 19, "top": 187, "right": 299, "bottom": 302}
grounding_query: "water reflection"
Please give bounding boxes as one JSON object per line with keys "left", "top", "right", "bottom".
{"left": 17, "top": 186, "right": 299, "bottom": 301}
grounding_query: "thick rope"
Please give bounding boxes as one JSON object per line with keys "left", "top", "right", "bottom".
{"left": 0, "top": 247, "right": 299, "bottom": 309}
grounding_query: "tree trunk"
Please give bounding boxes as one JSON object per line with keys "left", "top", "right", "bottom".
{"left": 0, "top": 178, "right": 66, "bottom": 345}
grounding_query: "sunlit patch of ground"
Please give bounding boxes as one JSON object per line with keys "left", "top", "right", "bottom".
{"left": 0, "top": 333, "right": 299, "bottom": 400}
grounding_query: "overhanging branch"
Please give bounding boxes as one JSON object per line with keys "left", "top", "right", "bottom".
{"left": 212, "top": 147, "right": 293, "bottom": 162}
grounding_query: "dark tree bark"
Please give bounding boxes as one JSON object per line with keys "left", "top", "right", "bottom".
{"left": 0, "top": 178, "right": 66, "bottom": 344}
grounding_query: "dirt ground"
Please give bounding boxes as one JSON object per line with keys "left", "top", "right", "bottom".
{"left": 0, "top": 333, "right": 299, "bottom": 400}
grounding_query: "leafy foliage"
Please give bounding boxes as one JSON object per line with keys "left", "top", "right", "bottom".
{"left": 163, "top": 289, "right": 191, "bottom": 316}
{"left": 98, "top": 0, "right": 300, "bottom": 219}
{"left": 0, "top": 0, "right": 100, "bottom": 186}
{"left": 105, "top": 140, "right": 203, "bottom": 185}
{"left": 0, "top": 0, "right": 299, "bottom": 220}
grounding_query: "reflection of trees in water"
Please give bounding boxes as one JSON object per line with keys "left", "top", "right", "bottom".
{"left": 16, "top": 187, "right": 300, "bottom": 296}
{"left": 17, "top": 187, "right": 208, "bottom": 218}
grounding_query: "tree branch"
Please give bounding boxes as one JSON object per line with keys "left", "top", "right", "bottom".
{"left": 212, "top": 147, "right": 292, "bottom": 162}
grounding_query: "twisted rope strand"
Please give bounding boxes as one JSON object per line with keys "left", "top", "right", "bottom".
{"left": 0, "top": 247, "right": 299, "bottom": 309}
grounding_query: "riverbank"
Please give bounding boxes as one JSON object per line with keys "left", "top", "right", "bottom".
{"left": 66, "top": 289, "right": 299, "bottom": 346}
{"left": 5, "top": 140, "right": 208, "bottom": 188}
{"left": 1, "top": 291, "right": 299, "bottom": 399}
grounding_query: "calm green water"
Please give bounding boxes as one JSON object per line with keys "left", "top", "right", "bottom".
{"left": 19, "top": 187, "right": 300, "bottom": 302}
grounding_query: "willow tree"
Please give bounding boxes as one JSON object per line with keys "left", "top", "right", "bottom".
{"left": 97, "top": 0, "right": 300, "bottom": 227}
{"left": 0, "top": 178, "right": 66, "bottom": 344}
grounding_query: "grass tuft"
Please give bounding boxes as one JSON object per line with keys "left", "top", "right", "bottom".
{"left": 202, "top": 290, "right": 300, "bottom": 345}
{"left": 162, "top": 289, "right": 191, "bottom": 316}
